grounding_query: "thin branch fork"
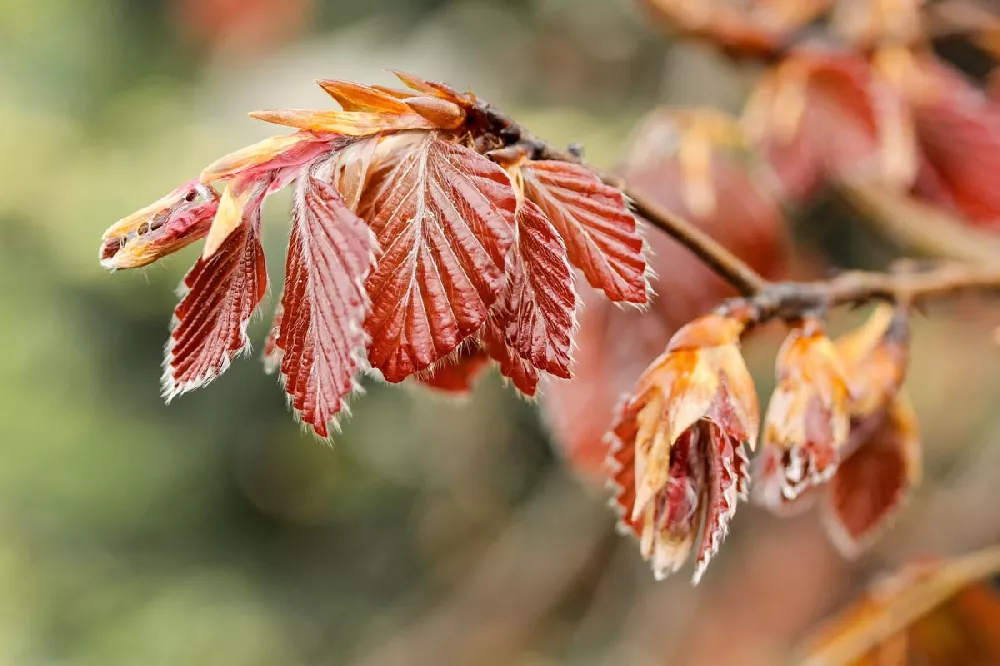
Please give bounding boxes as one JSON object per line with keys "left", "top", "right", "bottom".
{"left": 476, "top": 102, "right": 1000, "bottom": 322}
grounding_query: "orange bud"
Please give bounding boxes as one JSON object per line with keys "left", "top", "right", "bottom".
{"left": 314, "top": 79, "right": 412, "bottom": 114}
{"left": 608, "top": 313, "right": 758, "bottom": 582}
{"left": 755, "top": 318, "right": 851, "bottom": 511}
{"left": 248, "top": 109, "right": 436, "bottom": 136}
{"left": 403, "top": 96, "right": 466, "bottom": 130}
{"left": 835, "top": 304, "right": 910, "bottom": 419}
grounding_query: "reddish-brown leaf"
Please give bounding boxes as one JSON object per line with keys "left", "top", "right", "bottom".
{"left": 906, "top": 57, "right": 1000, "bottom": 230}
{"left": 162, "top": 175, "right": 270, "bottom": 400}
{"left": 825, "top": 397, "right": 921, "bottom": 556}
{"left": 498, "top": 199, "right": 576, "bottom": 378}
{"left": 521, "top": 160, "right": 647, "bottom": 304}
{"left": 414, "top": 346, "right": 490, "bottom": 394}
{"left": 272, "top": 162, "right": 377, "bottom": 438}
{"left": 481, "top": 319, "right": 539, "bottom": 397}
{"left": 361, "top": 132, "right": 517, "bottom": 382}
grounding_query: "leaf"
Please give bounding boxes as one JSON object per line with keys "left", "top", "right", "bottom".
{"left": 481, "top": 319, "right": 539, "bottom": 396}
{"left": 520, "top": 160, "right": 647, "bottom": 304}
{"left": 498, "top": 199, "right": 576, "bottom": 378}
{"left": 271, "top": 161, "right": 377, "bottom": 439}
{"left": 414, "top": 346, "right": 490, "bottom": 394}
{"left": 905, "top": 57, "right": 1000, "bottom": 230}
{"left": 200, "top": 132, "right": 341, "bottom": 183}
{"left": 361, "top": 132, "right": 517, "bottom": 382}
{"left": 162, "top": 176, "right": 270, "bottom": 400}
{"left": 543, "top": 105, "right": 788, "bottom": 481}
{"left": 824, "top": 396, "right": 922, "bottom": 557}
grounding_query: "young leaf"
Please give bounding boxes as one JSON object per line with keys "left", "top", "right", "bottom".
{"left": 162, "top": 176, "right": 270, "bottom": 400}
{"left": 825, "top": 396, "right": 922, "bottom": 557}
{"left": 498, "top": 199, "right": 576, "bottom": 378}
{"left": 520, "top": 160, "right": 647, "bottom": 304}
{"left": 200, "top": 132, "right": 341, "bottom": 183}
{"left": 272, "top": 164, "right": 377, "bottom": 439}
{"left": 361, "top": 132, "right": 517, "bottom": 382}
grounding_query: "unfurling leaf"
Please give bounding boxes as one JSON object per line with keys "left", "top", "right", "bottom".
{"left": 608, "top": 313, "right": 758, "bottom": 582}
{"left": 200, "top": 132, "right": 341, "bottom": 183}
{"left": 162, "top": 175, "right": 270, "bottom": 400}
{"left": 521, "top": 160, "right": 647, "bottom": 304}
{"left": 271, "top": 162, "right": 377, "bottom": 439}
{"left": 825, "top": 395, "right": 921, "bottom": 557}
{"left": 362, "top": 132, "right": 517, "bottom": 381}
{"left": 99, "top": 181, "right": 220, "bottom": 270}
{"left": 755, "top": 318, "right": 852, "bottom": 509}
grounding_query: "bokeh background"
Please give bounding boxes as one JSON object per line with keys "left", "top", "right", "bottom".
{"left": 2, "top": 0, "right": 999, "bottom": 664}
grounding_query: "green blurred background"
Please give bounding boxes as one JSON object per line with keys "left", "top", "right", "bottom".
{"left": 2, "top": 1, "right": 999, "bottom": 664}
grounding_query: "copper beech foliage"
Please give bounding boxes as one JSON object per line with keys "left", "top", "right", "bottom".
{"left": 99, "top": 0, "right": 1000, "bottom": 586}
{"left": 100, "top": 72, "right": 647, "bottom": 438}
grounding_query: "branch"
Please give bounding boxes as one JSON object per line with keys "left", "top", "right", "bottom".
{"left": 475, "top": 103, "right": 1000, "bottom": 321}
{"left": 720, "top": 263, "right": 1000, "bottom": 325}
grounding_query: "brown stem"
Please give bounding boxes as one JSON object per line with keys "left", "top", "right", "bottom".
{"left": 722, "top": 264, "right": 1000, "bottom": 325}
{"left": 477, "top": 103, "right": 1000, "bottom": 318}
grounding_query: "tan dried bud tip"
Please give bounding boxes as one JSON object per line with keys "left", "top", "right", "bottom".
{"left": 607, "top": 313, "right": 759, "bottom": 583}
{"left": 755, "top": 317, "right": 851, "bottom": 511}
{"left": 99, "top": 181, "right": 220, "bottom": 270}
{"left": 835, "top": 304, "right": 910, "bottom": 419}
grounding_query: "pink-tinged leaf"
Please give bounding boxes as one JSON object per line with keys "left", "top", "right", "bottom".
{"left": 200, "top": 132, "right": 341, "bottom": 183}
{"left": 162, "top": 177, "right": 270, "bottom": 400}
{"left": 361, "top": 132, "right": 517, "bottom": 382}
{"left": 499, "top": 200, "right": 576, "bottom": 378}
{"left": 414, "top": 346, "right": 490, "bottom": 394}
{"left": 481, "top": 319, "right": 539, "bottom": 397}
{"left": 273, "top": 163, "right": 377, "bottom": 439}
{"left": 521, "top": 160, "right": 647, "bottom": 304}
